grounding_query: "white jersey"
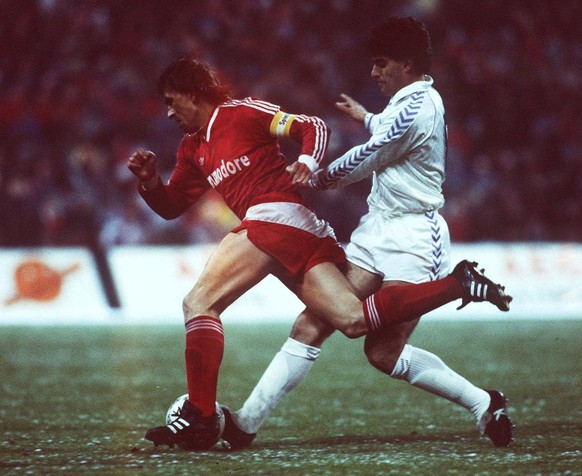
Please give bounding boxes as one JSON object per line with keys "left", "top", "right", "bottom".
{"left": 312, "top": 76, "right": 446, "bottom": 217}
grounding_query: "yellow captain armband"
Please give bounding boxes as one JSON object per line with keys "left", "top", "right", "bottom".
{"left": 270, "top": 111, "right": 297, "bottom": 137}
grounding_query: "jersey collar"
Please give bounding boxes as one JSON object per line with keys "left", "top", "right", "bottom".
{"left": 389, "top": 75, "right": 434, "bottom": 106}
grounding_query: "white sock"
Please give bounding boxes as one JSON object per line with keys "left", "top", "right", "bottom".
{"left": 234, "top": 337, "right": 320, "bottom": 434}
{"left": 391, "top": 344, "right": 490, "bottom": 421}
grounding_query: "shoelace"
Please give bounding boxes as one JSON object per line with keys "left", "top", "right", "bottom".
{"left": 492, "top": 408, "right": 507, "bottom": 421}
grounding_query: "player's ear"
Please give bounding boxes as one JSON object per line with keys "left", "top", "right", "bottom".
{"left": 403, "top": 59, "right": 415, "bottom": 74}
{"left": 189, "top": 93, "right": 200, "bottom": 105}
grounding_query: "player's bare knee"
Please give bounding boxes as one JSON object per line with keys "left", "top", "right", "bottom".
{"left": 290, "top": 315, "right": 335, "bottom": 347}
{"left": 182, "top": 295, "right": 197, "bottom": 321}
{"left": 182, "top": 289, "right": 207, "bottom": 321}
{"left": 365, "top": 346, "right": 399, "bottom": 374}
{"left": 338, "top": 321, "right": 367, "bottom": 339}
{"left": 364, "top": 332, "right": 407, "bottom": 374}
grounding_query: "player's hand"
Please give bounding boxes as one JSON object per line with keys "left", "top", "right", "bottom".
{"left": 286, "top": 161, "right": 313, "bottom": 187}
{"left": 128, "top": 148, "right": 158, "bottom": 185}
{"left": 335, "top": 93, "right": 368, "bottom": 123}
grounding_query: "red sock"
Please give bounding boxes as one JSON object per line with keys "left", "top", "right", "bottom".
{"left": 363, "top": 276, "right": 463, "bottom": 331}
{"left": 184, "top": 316, "right": 224, "bottom": 416}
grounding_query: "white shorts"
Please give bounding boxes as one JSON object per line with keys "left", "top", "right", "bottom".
{"left": 345, "top": 210, "right": 450, "bottom": 283}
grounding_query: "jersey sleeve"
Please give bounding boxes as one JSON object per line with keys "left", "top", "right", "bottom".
{"left": 311, "top": 91, "right": 428, "bottom": 190}
{"left": 365, "top": 112, "right": 382, "bottom": 134}
{"left": 268, "top": 110, "right": 330, "bottom": 171}
{"left": 139, "top": 142, "right": 210, "bottom": 220}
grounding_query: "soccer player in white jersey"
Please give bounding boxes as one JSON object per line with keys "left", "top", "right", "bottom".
{"left": 222, "top": 17, "right": 513, "bottom": 449}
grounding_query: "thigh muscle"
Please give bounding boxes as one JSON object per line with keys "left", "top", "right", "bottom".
{"left": 183, "top": 230, "right": 280, "bottom": 320}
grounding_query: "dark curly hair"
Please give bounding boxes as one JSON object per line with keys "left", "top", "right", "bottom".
{"left": 368, "top": 17, "right": 432, "bottom": 74}
{"left": 157, "top": 57, "right": 232, "bottom": 104}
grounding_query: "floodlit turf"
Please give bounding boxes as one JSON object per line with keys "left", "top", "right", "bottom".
{"left": 0, "top": 320, "right": 580, "bottom": 474}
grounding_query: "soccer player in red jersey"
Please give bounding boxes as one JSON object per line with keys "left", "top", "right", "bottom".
{"left": 127, "top": 57, "right": 511, "bottom": 450}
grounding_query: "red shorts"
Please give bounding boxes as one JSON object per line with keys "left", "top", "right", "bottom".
{"left": 232, "top": 220, "right": 346, "bottom": 279}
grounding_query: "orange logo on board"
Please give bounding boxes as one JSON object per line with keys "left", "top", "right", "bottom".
{"left": 5, "top": 259, "right": 80, "bottom": 305}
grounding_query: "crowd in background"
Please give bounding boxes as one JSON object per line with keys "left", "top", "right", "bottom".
{"left": 1, "top": 0, "right": 581, "bottom": 249}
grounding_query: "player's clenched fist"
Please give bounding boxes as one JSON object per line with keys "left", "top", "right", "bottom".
{"left": 128, "top": 148, "right": 158, "bottom": 189}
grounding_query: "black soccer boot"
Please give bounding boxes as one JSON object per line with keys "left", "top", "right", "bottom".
{"left": 451, "top": 260, "right": 512, "bottom": 311}
{"left": 220, "top": 406, "right": 256, "bottom": 450}
{"left": 145, "top": 399, "right": 221, "bottom": 451}
{"left": 479, "top": 390, "right": 514, "bottom": 447}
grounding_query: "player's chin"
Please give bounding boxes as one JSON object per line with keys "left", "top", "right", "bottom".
{"left": 176, "top": 121, "right": 191, "bottom": 133}
{"left": 377, "top": 83, "right": 391, "bottom": 96}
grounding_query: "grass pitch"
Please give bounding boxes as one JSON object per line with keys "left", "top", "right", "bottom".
{"left": 1, "top": 320, "right": 581, "bottom": 475}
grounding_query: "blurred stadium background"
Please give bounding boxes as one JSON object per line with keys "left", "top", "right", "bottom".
{"left": 1, "top": 1, "right": 581, "bottom": 473}
{"left": 1, "top": 0, "right": 581, "bottom": 248}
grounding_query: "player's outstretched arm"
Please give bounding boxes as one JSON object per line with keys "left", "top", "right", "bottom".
{"left": 335, "top": 93, "right": 368, "bottom": 123}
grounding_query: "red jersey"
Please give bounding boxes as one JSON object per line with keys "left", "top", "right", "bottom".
{"left": 139, "top": 97, "right": 329, "bottom": 221}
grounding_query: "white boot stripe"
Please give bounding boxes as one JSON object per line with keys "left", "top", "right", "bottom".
{"left": 169, "top": 418, "right": 190, "bottom": 433}
{"left": 469, "top": 282, "right": 489, "bottom": 300}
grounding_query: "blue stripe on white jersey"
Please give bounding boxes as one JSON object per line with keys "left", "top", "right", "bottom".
{"left": 318, "top": 90, "right": 426, "bottom": 188}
